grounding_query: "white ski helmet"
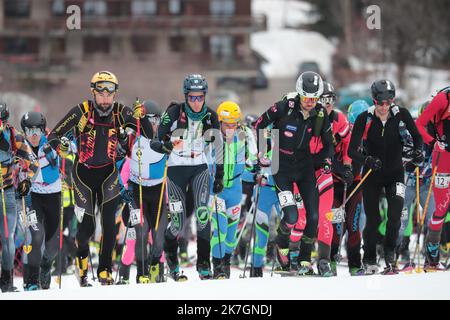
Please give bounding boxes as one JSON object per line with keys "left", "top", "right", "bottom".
{"left": 295, "top": 71, "right": 324, "bottom": 99}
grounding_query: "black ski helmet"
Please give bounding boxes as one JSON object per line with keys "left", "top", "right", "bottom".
{"left": 183, "top": 74, "right": 208, "bottom": 95}
{"left": 143, "top": 100, "right": 162, "bottom": 117}
{"left": 295, "top": 71, "right": 324, "bottom": 99}
{"left": 371, "top": 80, "right": 396, "bottom": 102}
{"left": 21, "top": 111, "right": 46, "bottom": 132}
{"left": 0, "top": 102, "right": 9, "bottom": 122}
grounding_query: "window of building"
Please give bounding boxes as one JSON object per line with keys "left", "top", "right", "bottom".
{"left": 169, "top": 36, "right": 185, "bottom": 52}
{"left": 52, "top": 0, "right": 66, "bottom": 16}
{"left": 210, "top": 35, "right": 233, "bottom": 60}
{"left": 3, "top": 37, "right": 38, "bottom": 54}
{"left": 210, "top": 0, "right": 235, "bottom": 15}
{"left": 131, "top": 0, "right": 157, "bottom": 16}
{"left": 131, "top": 36, "right": 156, "bottom": 53}
{"left": 84, "top": 0, "right": 107, "bottom": 16}
{"left": 83, "top": 36, "right": 110, "bottom": 55}
{"left": 168, "top": 0, "right": 181, "bottom": 15}
{"left": 4, "top": 0, "right": 31, "bottom": 18}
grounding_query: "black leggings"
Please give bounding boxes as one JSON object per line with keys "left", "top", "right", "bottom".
{"left": 164, "top": 164, "right": 211, "bottom": 266}
{"left": 362, "top": 170, "right": 405, "bottom": 264}
{"left": 331, "top": 180, "right": 363, "bottom": 269}
{"left": 27, "top": 192, "right": 61, "bottom": 267}
{"left": 74, "top": 163, "right": 120, "bottom": 274}
{"left": 129, "top": 181, "right": 168, "bottom": 265}
{"left": 273, "top": 167, "right": 319, "bottom": 261}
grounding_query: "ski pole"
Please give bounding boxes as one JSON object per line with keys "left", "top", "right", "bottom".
{"left": 135, "top": 98, "right": 147, "bottom": 282}
{"left": 0, "top": 163, "right": 11, "bottom": 275}
{"left": 58, "top": 157, "right": 66, "bottom": 289}
{"left": 343, "top": 169, "right": 372, "bottom": 207}
{"left": 405, "top": 167, "right": 421, "bottom": 270}
{"left": 114, "top": 204, "right": 129, "bottom": 284}
{"left": 334, "top": 182, "right": 348, "bottom": 263}
{"left": 241, "top": 184, "right": 260, "bottom": 278}
{"left": 214, "top": 194, "right": 223, "bottom": 262}
{"left": 415, "top": 151, "right": 441, "bottom": 273}
{"left": 21, "top": 195, "right": 32, "bottom": 255}
{"left": 235, "top": 201, "right": 253, "bottom": 247}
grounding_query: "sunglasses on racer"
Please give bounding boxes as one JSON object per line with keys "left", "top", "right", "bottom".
{"left": 374, "top": 98, "right": 394, "bottom": 106}
{"left": 147, "top": 114, "right": 161, "bottom": 125}
{"left": 320, "top": 96, "right": 336, "bottom": 105}
{"left": 188, "top": 95, "right": 205, "bottom": 103}
{"left": 300, "top": 96, "right": 319, "bottom": 104}
{"left": 24, "top": 127, "right": 43, "bottom": 136}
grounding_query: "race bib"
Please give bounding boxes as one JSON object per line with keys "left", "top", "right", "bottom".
{"left": 294, "top": 193, "right": 304, "bottom": 209}
{"left": 331, "top": 207, "right": 345, "bottom": 224}
{"left": 401, "top": 207, "right": 409, "bottom": 220}
{"left": 26, "top": 209, "right": 38, "bottom": 227}
{"left": 129, "top": 208, "right": 141, "bottom": 226}
{"left": 126, "top": 228, "right": 136, "bottom": 240}
{"left": 396, "top": 182, "right": 406, "bottom": 199}
{"left": 278, "top": 191, "right": 295, "bottom": 208}
{"left": 435, "top": 173, "right": 450, "bottom": 189}
{"left": 169, "top": 201, "right": 184, "bottom": 214}
{"left": 74, "top": 205, "right": 85, "bottom": 223}
{"left": 213, "top": 197, "right": 226, "bottom": 213}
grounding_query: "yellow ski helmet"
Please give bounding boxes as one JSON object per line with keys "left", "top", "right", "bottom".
{"left": 217, "top": 101, "right": 242, "bottom": 124}
{"left": 90, "top": 71, "right": 119, "bottom": 93}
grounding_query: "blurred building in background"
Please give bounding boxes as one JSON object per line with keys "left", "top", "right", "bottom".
{"left": 0, "top": 0, "right": 267, "bottom": 126}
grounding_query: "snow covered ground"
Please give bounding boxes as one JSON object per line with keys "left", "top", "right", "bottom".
{"left": 3, "top": 263, "right": 450, "bottom": 300}
{"left": 251, "top": 0, "right": 335, "bottom": 78}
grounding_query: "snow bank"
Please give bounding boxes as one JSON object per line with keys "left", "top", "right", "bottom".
{"left": 251, "top": 29, "right": 335, "bottom": 78}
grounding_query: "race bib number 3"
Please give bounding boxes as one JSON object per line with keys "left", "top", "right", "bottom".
{"left": 435, "top": 174, "right": 450, "bottom": 189}
{"left": 278, "top": 191, "right": 295, "bottom": 208}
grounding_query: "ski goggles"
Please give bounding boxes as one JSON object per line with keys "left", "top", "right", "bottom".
{"left": 24, "top": 127, "right": 43, "bottom": 136}
{"left": 320, "top": 96, "right": 336, "bottom": 105}
{"left": 188, "top": 95, "right": 205, "bottom": 103}
{"left": 147, "top": 115, "right": 161, "bottom": 125}
{"left": 92, "top": 81, "right": 118, "bottom": 93}
{"left": 373, "top": 98, "right": 394, "bottom": 106}
{"left": 300, "top": 96, "right": 319, "bottom": 104}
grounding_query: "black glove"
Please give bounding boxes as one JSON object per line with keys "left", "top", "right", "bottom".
{"left": 342, "top": 164, "right": 354, "bottom": 184}
{"left": 321, "top": 158, "right": 332, "bottom": 175}
{"left": 213, "top": 176, "right": 224, "bottom": 194}
{"left": 365, "top": 156, "right": 382, "bottom": 171}
{"left": 161, "top": 140, "right": 174, "bottom": 155}
{"left": 18, "top": 179, "right": 31, "bottom": 197}
{"left": 42, "top": 143, "right": 57, "bottom": 167}
{"left": 411, "top": 149, "right": 424, "bottom": 166}
{"left": 120, "top": 187, "right": 133, "bottom": 203}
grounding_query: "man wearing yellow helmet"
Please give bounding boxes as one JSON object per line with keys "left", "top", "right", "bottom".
{"left": 209, "top": 101, "right": 257, "bottom": 278}
{"left": 47, "top": 71, "right": 152, "bottom": 286}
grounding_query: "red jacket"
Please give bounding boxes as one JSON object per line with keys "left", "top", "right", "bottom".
{"left": 416, "top": 91, "right": 450, "bottom": 150}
